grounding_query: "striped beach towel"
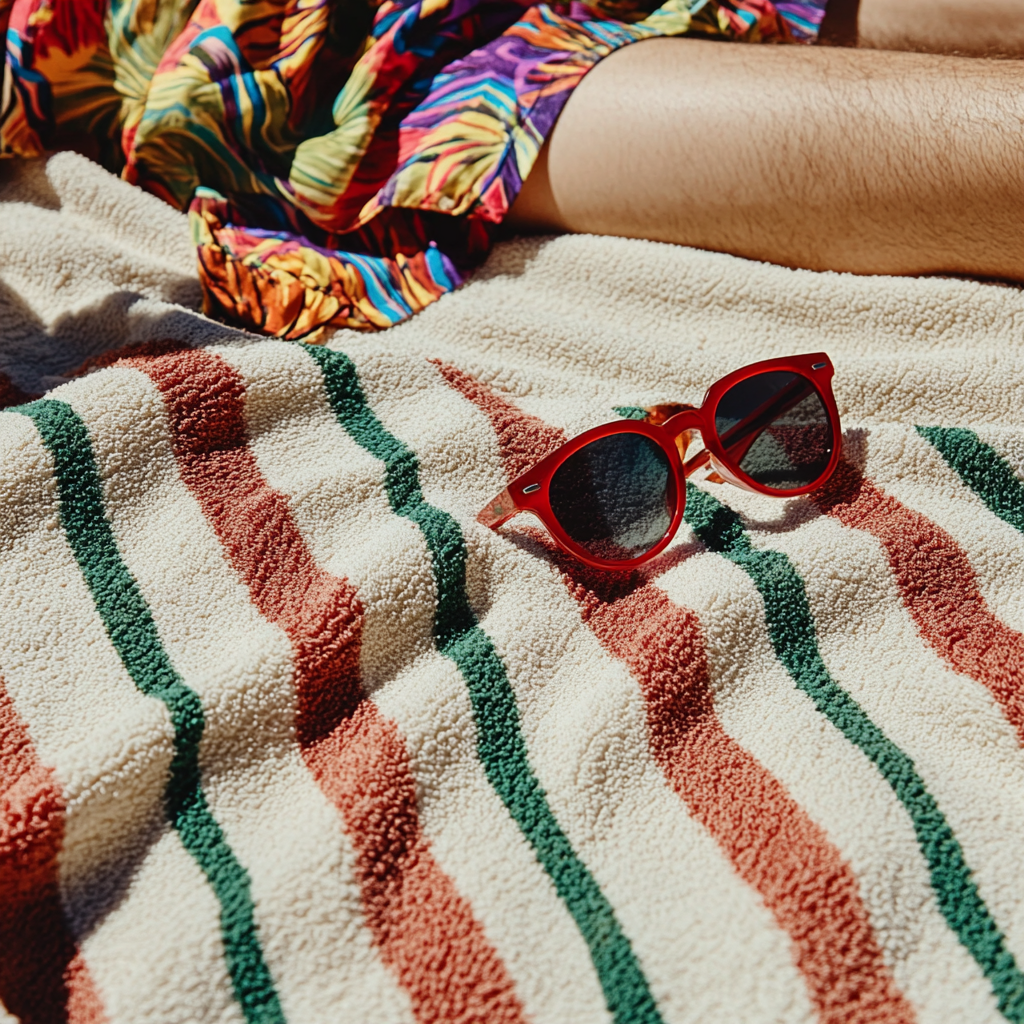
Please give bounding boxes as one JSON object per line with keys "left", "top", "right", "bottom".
{"left": 3, "top": 152, "right": 1024, "bottom": 1024}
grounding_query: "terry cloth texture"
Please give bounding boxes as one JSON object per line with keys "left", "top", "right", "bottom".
{"left": 3, "top": 152, "right": 1024, "bottom": 1024}
{"left": 0, "top": 0, "right": 827, "bottom": 340}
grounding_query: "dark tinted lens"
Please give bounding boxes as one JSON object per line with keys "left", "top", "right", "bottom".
{"left": 714, "top": 371, "right": 833, "bottom": 492}
{"left": 548, "top": 432, "right": 673, "bottom": 561}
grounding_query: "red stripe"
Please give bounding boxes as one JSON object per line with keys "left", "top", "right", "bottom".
{"left": 0, "top": 342, "right": 189, "bottom": 414}
{"left": 133, "top": 349, "right": 525, "bottom": 1024}
{"left": 63, "top": 340, "right": 191, "bottom": 380}
{"left": 438, "top": 361, "right": 914, "bottom": 1024}
{"left": 0, "top": 679, "right": 106, "bottom": 1024}
{"left": 430, "top": 361, "right": 565, "bottom": 480}
{"left": 815, "top": 460, "right": 1024, "bottom": 746}
{"left": 0, "top": 371, "right": 39, "bottom": 410}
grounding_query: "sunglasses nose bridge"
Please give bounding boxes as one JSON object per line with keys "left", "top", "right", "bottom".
{"left": 655, "top": 409, "right": 706, "bottom": 467}
{"left": 657, "top": 407, "right": 702, "bottom": 437}
{"left": 646, "top": 403, "right": 699, "bottom": 428}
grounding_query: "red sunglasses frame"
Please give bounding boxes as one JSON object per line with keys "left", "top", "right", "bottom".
{"left": 477, "top": 352, "right": 842, "bottom": 570}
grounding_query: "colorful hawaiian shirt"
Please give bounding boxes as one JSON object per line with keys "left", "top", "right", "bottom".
{"left": 1, "top": 0, "right": 828, "bottom": 339}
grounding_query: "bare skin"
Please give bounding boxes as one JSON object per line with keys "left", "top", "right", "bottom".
{"left": 856, "top": 0, "right": 1024, "bottom": 57}
{"left": 507, "top": 2, "right": 1024, "bottom": 282}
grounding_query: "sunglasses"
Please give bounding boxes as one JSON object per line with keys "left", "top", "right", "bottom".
{"left": 477, "top": 353, "right": 842, "bottom": 570}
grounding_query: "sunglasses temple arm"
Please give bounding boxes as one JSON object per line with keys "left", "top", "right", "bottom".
{"left": 679, "top": 383, "right": 816, "bottom": 482}
{"left": 477, "top": 487, "right": 520, "bottom": 529}
{"left": 683, "top": 447, "right": 713, "bottom": 476}
{"left": 717, "top": 379, "right": 814, "bottom": 459}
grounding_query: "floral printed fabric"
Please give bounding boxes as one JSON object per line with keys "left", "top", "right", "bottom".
{"left": 1, "top": 0, "right": 828, "bottom": 339}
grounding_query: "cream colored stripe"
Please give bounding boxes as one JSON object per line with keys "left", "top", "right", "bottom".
{"left": 208, "top": 343, "right": 423, "bottom": 697}
{"left": 89, "top": 828, "right": 246, "bottom": 1024}
{"left": 719, "top": 490, "right": 1024, "bottom": 972}
{"left": 218, "top": 341, "right": 610, "bottom": 1024}
{"left": 654, "top": 549, "right": 1002, "bottom": 1024}
{"left": 971, "top": 427, "right": 1024, "bottom": 482}
{"left": 346, "top": 351, "right": 817, "bottom": 1024}
{"left": 0, "top": 405, "right": 239, "bottom": 1024}
{"left": 61, "top": 365, "right": 416, "bottom": 1024}
{"left": 373, "top": 648, "right": 615, "bottom": 1024}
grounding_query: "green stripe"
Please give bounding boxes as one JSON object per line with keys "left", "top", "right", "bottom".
{"left": 16, "top": 399, "right": 285, "bottom": 1024}
{"left": 918, "top": 426, "right": 1024, "bottom": 535}
{"left": 306, "top": 347, "right": 663, "bottom": 1024}
{"left": 683, "top": 482, "right": 1024, "bottom": 1021}
{"left": 613, "top": 406, "right": 648, "bottom": 421}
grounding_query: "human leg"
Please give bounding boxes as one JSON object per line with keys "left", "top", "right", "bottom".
{"left": 823, "top": 0, "right": 1024, "bottom": 57}
{"left": 507, "top": 38, "right": 1024, "bottom": 282}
